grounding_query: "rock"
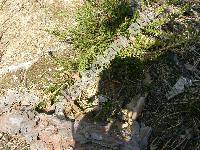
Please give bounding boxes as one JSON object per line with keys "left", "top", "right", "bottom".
{"left": 0, "top": 113, "right": 24, "bottom": 134}
{"left": 89, "top": 132, "right": 103, "bottom": 141}
{"left": 54, "top": 102, "right": 66, "bottom": 120}
{"left": 30, "top": 141, "right": 47, "bottom": 150}
{"left": 123, "top": 94, "right": 147, "bottom": 127}
{"left": 122, "top": 121, "right": 152, "bottom": 150}
{"left": 131, "top": 95, "right": 146, "bottom": 120}
{"left": 166, "top": 76, "right": 192, "bottom": 99}
{"left": 74, "top": 133, "right": 89, "bottom": 144}
{"left": 130, "top": 121, "right": 140, "bottom": 143}
{"left": 39, "top": 132, "right": 62, "bottom": 150}
{"left": 0, "top": 89, "right": 76, "bottom": 149}
{"left": 140, "top": 126, "right": 152, "bottom": 149}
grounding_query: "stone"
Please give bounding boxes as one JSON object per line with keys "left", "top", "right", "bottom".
{"left": 54, "top": 102, "right": 66, "bottom": 120}
{"left": 89, "top": 132, "right": 103, "bottom": 141}
{"left": 23, "top": 132, "right": 38, "bottom": 143}
{"left": 166, "top": 76, "right": 192, "bottom": 99}
{"left": 140, "top": 126, "right": 152, "bottom": 149}
{"left": 30, "top": 141, "right": 47, "bottom": 150}
{"left": 0, "top": 113, "right": 24, "bottom": 134}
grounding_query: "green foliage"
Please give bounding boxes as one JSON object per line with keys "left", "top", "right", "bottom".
{"left": 70, "top": 0, "right": 132, "bottom": 71}
{"left": 45, "top": 28, "right": 68, "bottom": 41}
{"left": 35, "top": 101, "right": 47, "bottom": 112}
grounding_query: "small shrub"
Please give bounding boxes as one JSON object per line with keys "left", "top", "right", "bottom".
{"left": 70, "top": 0, "right": 132, "bottom": 71}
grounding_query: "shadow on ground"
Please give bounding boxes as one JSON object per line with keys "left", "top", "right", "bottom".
{"left": 73, "top": 56, "right": 148, "bottom": 149}
{"left": 72, "top": 2, "right": 200, "bottom": 149}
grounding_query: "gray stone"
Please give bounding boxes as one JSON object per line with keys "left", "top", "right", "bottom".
{"left": 166, "top": 76, "right": 192, "bottom": 99}
{"left": 88, "top": 132, "right": 103, "bottom": 141}
{"left": 54, "top": 102, "right": 66, "bottom": 120}
{"left": 140, "top": 126, "right": 152, "bottom": 150}
{"left": 4, "top": 114, "right": 24, "bottom": 134}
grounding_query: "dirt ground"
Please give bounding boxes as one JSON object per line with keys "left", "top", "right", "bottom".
{"left": 0, "top": 0, "right": 79, "bottom": 68}
{"left": 0, "top": 0, "right": 82, "bottom": 96}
